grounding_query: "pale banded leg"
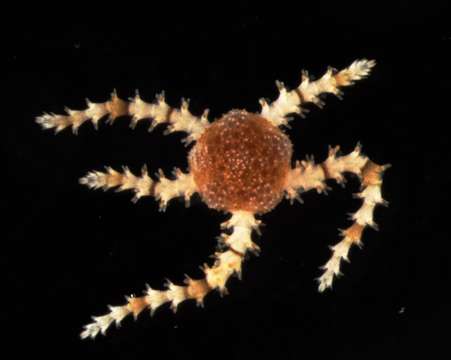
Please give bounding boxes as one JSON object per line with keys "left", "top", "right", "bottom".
{"left": 35, "top": 90, "right": 210, "bottom": 144}
{"left": 260, "top": 59, "right": 376, "bottom": 127}
{"left": 80, "top": 211, "right": 261, "bottom": 339}
{"left": 284, "top": 144, "right": 390, "bottom": 291}
{"left": 79, "top": 165, "right": 197, "bottom": 210}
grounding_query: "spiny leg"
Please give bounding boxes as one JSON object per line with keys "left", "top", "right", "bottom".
{"left": 79, "top": 165, "right": 197, "bottom": 210}
{"left": 260, "top": 59, "right": 376, "bottom": 127}
{"left": 284, "top": 144, "right": 390, "bottom": 291}
{"left": 80, "top": 211, "right": 261, "bottom": 339}
{"left": 35, "top": 90, "right": 210, "bottom": 144}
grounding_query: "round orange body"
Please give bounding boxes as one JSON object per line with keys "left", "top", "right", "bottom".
{"left": 189, "top": 110, "right": 293, "bottom": 214}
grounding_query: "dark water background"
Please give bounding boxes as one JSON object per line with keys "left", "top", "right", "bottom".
{"left": 4, "top": 3, "right": 451, "bottom": 359}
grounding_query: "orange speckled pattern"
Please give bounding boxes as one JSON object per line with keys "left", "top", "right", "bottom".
{"left": 189, "top": 110, "right": 293, "bottom": 214}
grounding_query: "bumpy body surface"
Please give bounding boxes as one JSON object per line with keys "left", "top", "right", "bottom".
{"left": 189, "top": 110, "right": 293, "bottom": 214}
{"left": 35, "top": 59, "right": 387, "bottom": 340}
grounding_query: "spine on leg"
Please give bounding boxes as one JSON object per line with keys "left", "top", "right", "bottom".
{"left": 80, "top": 211, "right": 261, "bottom": 339}
{"left": 260, "top": 59, "right": 376, "bottom": 127}
{"left": 284, "top": 144, "right": 390, "bottom": 291}
{"left": 317, "top": 157, "right": 390, "bottom": 291}
{"left": 79, "top": 166, "right": 197, "bottom": 207}
{"left": 36, "top": 90, "right": 209, "bottom": 141}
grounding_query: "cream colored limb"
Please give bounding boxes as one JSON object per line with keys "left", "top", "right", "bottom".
{"left": 80, "top": 211, "right": 261, "bottom": 339}
{"left": 260, "top": 59, "right": 376, "bottom": 127}
{"left": 35, "top": 90, "right": 210, "bottom": 144}
{"left": 284, "top": 144, "right": 390, "bottom": 291}
{"left": 79, "top": 165, "right": 197, "bottom": 210}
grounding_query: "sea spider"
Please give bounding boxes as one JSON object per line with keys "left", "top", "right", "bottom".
{"left": 36, "top": 59, "right": 390, "bottom": 339}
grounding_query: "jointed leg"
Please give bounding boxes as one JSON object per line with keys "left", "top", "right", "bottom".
{"left": 35, "top": 90, "right": 210, "bottom": 144}
{"left": 260, "top": 59, "right": 376, "bottom": 127}
{"left": 284, "top": 144, "right": 390, "bottom": 291}
{"left": 80, "top": 211, "right": 261, "bottom": 339}
{"left": 79, "top": 165, "right": 197, "bottom": 210}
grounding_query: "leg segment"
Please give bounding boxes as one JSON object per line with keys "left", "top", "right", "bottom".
{"left": 80, "top": 211, "right": 261, "bottom": 339}
{"left": 284, "top": 144, "right": 390, "bottom": 291}
{"left": 260, "top": 59, "right": 376, "bottom": 127}
{"left": 35, "top": 90, "right": 210, "bottom": 144}
{"left": 79, "top": 165, "right": 197, "bottom": 210}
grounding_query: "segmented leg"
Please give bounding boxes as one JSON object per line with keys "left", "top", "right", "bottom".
{"left": 260, "top": 59, "right": 376, "bottom": 127}
{"left": 284, "top": 144, "right": 390, "bottom": 291}
{"left": 79, "top": 165, "right": 197, "bottom": 210}
{"left": 80, "top": 211, "right": 261, "bottom": 339}
{"left": 35, "top": 90, "right": 210, "bottom": 144}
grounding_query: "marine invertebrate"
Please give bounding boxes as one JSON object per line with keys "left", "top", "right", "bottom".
{"left": 36, "top": 59, "right": 390, "bottom": 339}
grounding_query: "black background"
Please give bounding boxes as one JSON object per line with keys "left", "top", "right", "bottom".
{"left": 4, "top": 3, "right": 451, "bottom": 359}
